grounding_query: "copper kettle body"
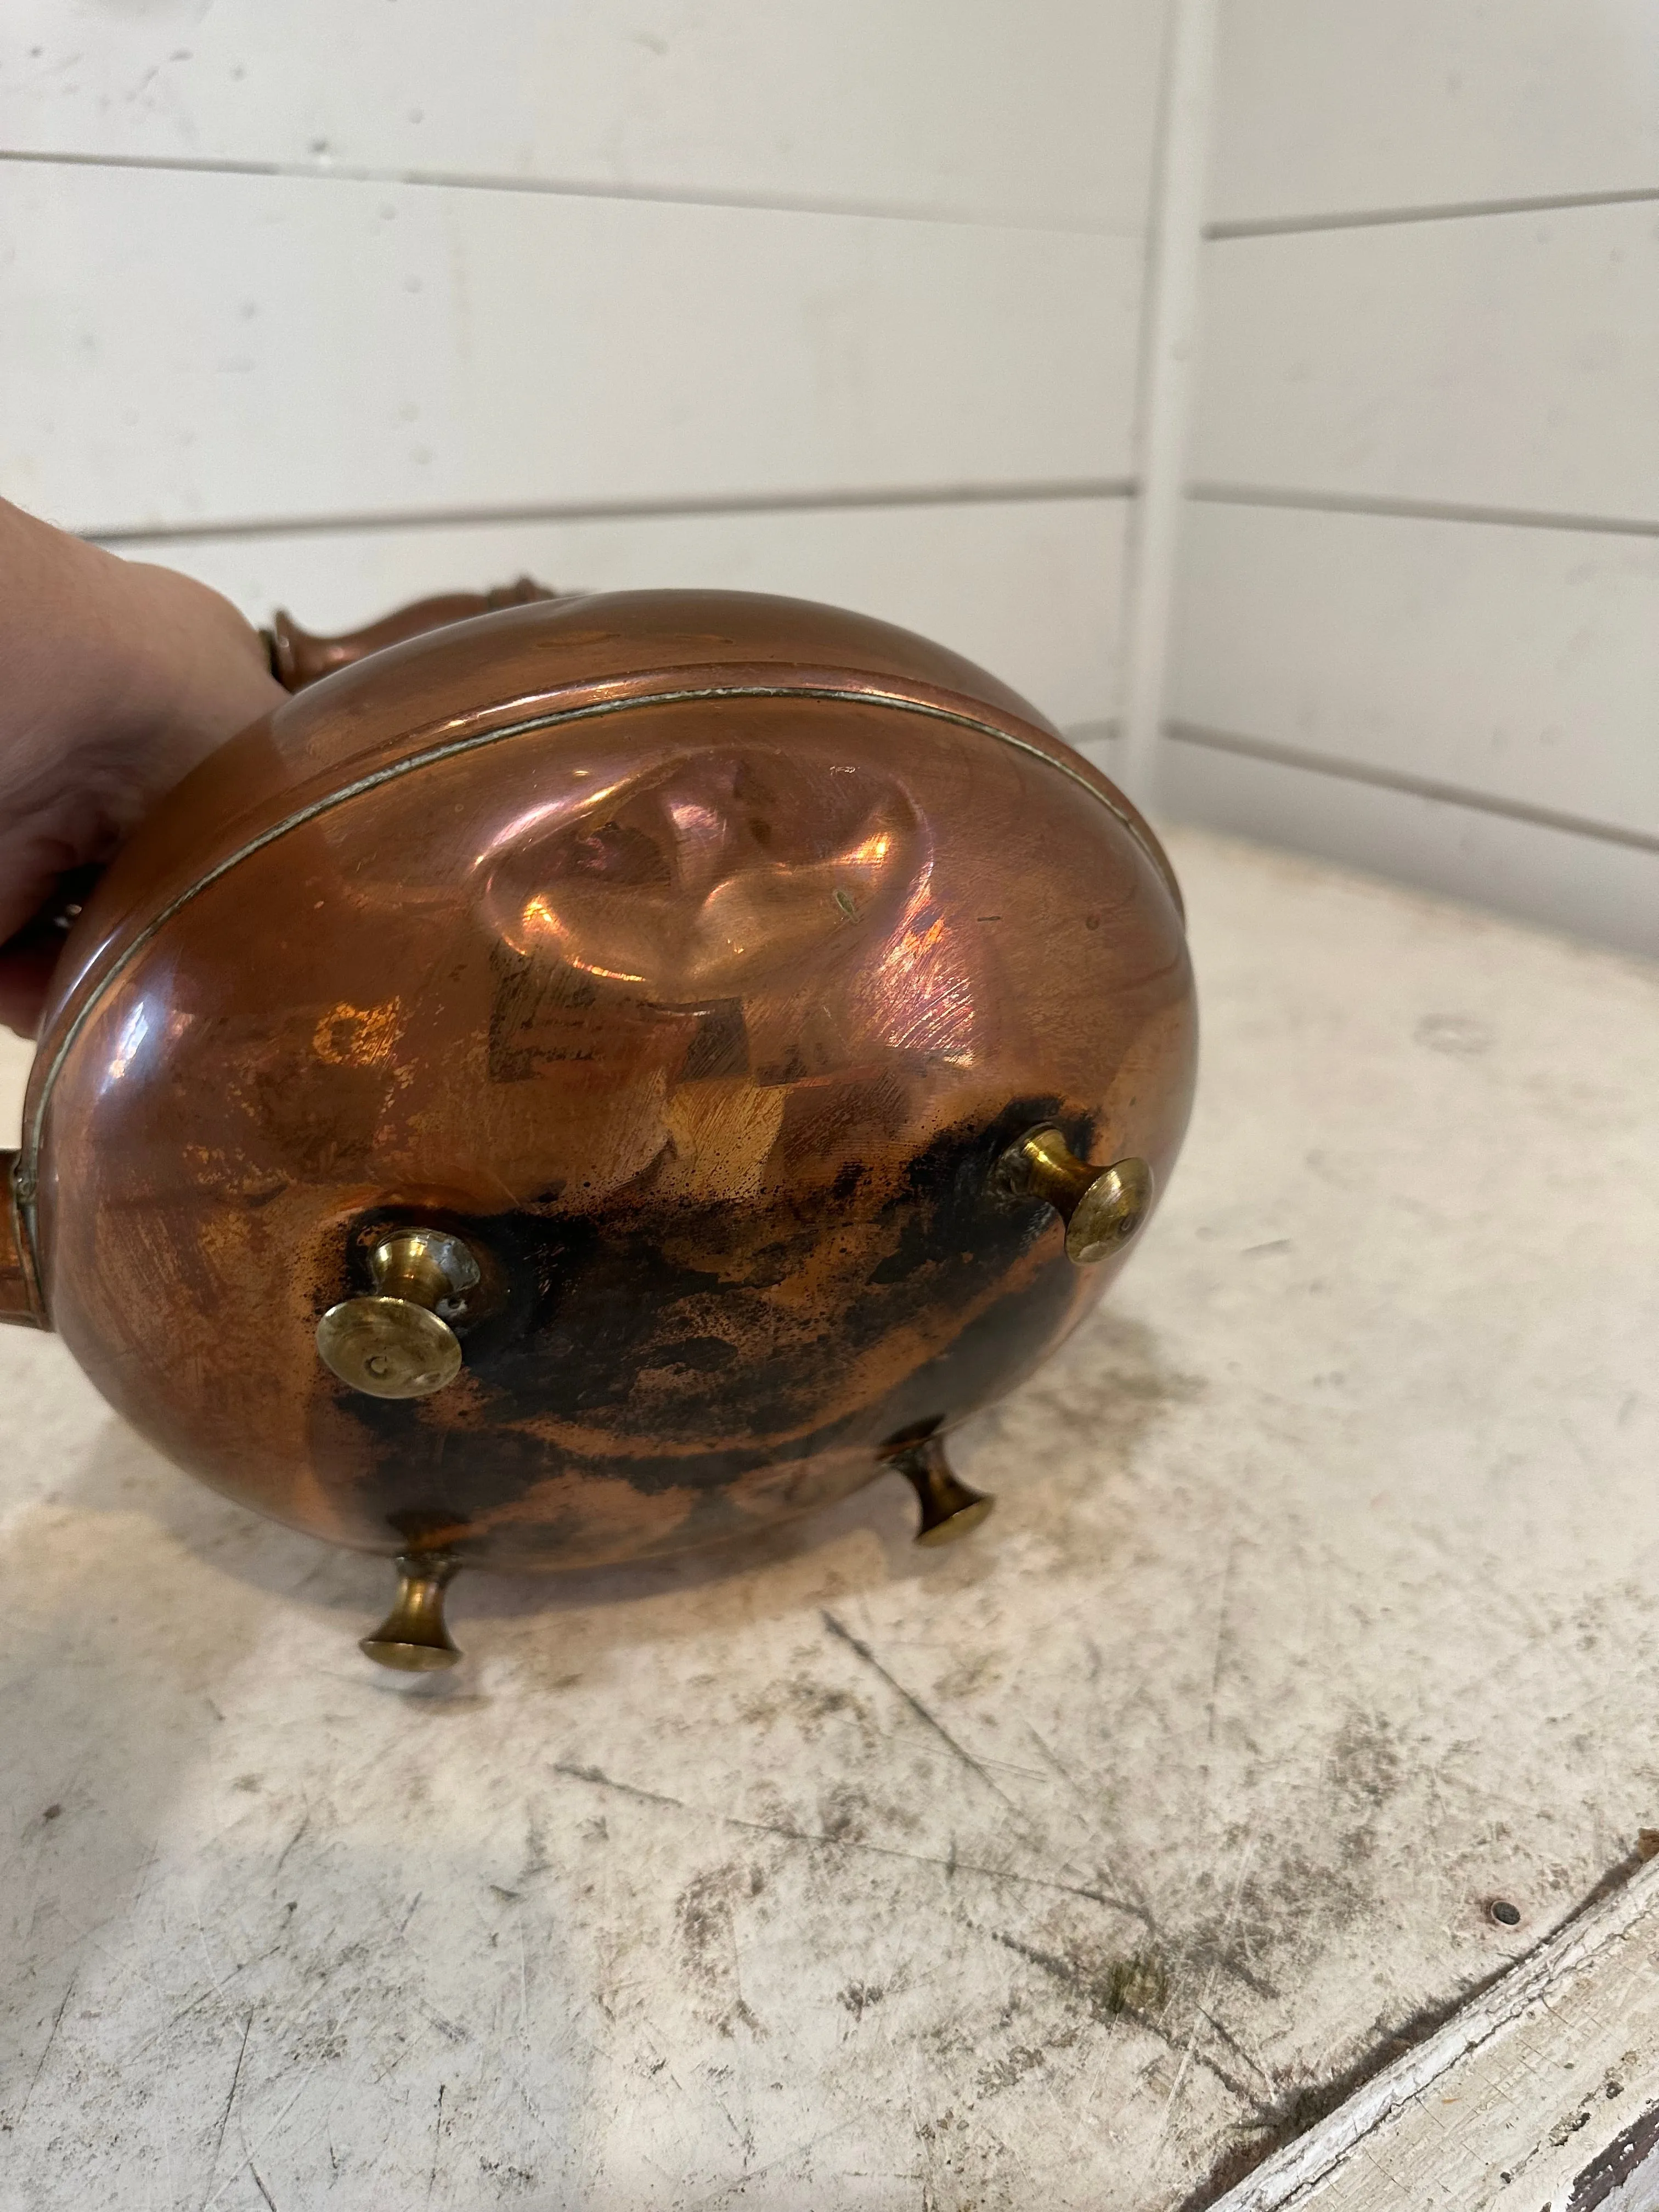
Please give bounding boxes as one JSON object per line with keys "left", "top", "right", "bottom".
{"left": 0, "top": 588, "right": 1197, "bottom": 1668}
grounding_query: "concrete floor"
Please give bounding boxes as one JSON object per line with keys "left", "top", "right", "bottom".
{"left": 3, "top": 828, "right": 1657, "bottom": 2211}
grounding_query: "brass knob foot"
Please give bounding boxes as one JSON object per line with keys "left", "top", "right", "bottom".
{"left": 360, "top": 1552, "right": 463, "bottom": 1671}
{"left": 318, "top": 1229, "right": 480, "bottom": 1399}
{"left": 1000, "top": 1126, "right": 1153, "bottom": 1265}
{"left": 892, "top": 1436, "right": 995, "bottom": 1547}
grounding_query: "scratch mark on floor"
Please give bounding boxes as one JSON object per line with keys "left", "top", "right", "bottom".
{"left": 202, "top": 2014, "right": 252, "bottom": 2207}
{"left": 820, "top": 1610, "right": 1017, "bottom": 1806}
{"left": 272, "top": 1813, "right": 311, "bottom": 1881}
{"left": 549, "top": 1750, "right": 1150, "bottom": 1920}
{"left": 988, "top": 1928, "right": 1258, "bottom": 2109}
{"left": 1019, "top": 1717, "right": 1154, "bottom": 1916}
{"left": 552, "top": 1759, "right": 685, "bottom": 1809}
{"left": 723, "top": 1810, "right": 1153, "bottom": 1922}
{"left": 1205, "top": 1536, "right": 1242, "bottom": 1752}
{"left": 127, "top": 1836, "right": 163, "bottom": 1918}
{"left": 1022, "top": 1720, "right": 1086, "bottom": 1796}
{"left": 687, "top": 2115, "right": 861, "bottom": 2209}
{"left": 1144, "top": 1834, "right": 1259, "bottom": 2186}
{"left": 417, "top": 1998, "right": 469, "bottom": 2045}
{"left": 204, "top": 1997, "right": 365, "bottom": 2211}
{"left": 195, "top": 1907, "right": 238, "bottom": 2025}
{"left": 425, "top": 2081, "right": 445, "bottom": 2208}
{"left": 122, "top": 1983, "right": 220, "bottom": 2065}
{"left": 1195, "top": 2003, "right": 1274, "bottom": 2086}
{"left": 249, "top": 2162, "right": 277, "bottom": 2211}
{"left": 122, "top": 1916, "right": 315, "bottom": 2072}
{"left": 15, "top": 1970, "right": 76, "bottom": 2126}
{"left": 494, "top": 2057, "right": 568, "bottom": 2149}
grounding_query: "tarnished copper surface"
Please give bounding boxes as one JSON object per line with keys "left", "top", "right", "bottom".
{"left": 20, "top": 589, "right": 1197, "bottom": 1577}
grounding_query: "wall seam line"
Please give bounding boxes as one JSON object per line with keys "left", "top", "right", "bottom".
{"left": 1188, "top": 483, "right": 1659, "bottom": 540}
{"left": 80, "top": 481, "right": 1139, "bottom": 550}
{"left": 1207, "top": 183, "right": 1659, "bottom": 241}
{"left": 0, "top": 143, "right": 1132, "bottom": 238}
{"left": 1166, "top": 720, "right": 1659, "bottom": 855}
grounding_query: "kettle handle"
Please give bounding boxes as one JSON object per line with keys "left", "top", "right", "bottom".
{"left": 0, "top": 1154, "right": 43, "bottom": 1327}
{"left": 264, "top": 575, "right": 558, "bottom": 692}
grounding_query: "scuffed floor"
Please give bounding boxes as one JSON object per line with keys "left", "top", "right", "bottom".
{"left": 3, "top": 828, "right": 1657, "bottom": 2210}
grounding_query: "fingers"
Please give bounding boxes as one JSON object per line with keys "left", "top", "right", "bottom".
{"left": 96, "top": 551, "right": 287, "bottom": 788}
{"left": 0, "top": 512, "right": 289, "bottom": 1040}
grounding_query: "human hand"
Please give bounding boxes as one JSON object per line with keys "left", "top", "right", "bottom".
{"left": 0, "top": 498, "right": 285, "bottom": 1036}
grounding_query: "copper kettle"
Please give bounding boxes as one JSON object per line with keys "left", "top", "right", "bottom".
{"left": 0, "top": 585, "right": 1197, "bottom": 1668}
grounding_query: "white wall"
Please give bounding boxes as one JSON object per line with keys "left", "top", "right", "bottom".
{"left": 8, "top": 2, "right": 1656, "bottom": 958}
{"left": 1162, "top": 0, "right": 1659, "bottom": 956}
{"left": 1, "top": 1, "right": 1171, "bottom": 750}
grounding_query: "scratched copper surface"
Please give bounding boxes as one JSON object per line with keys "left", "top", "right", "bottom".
{"left": 3, "top": 830, "right": 1657, "bottom": 2210}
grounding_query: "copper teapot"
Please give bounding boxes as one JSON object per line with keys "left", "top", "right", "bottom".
{"left": 0, "top": 586, "right": 1196, "bottom": 1668}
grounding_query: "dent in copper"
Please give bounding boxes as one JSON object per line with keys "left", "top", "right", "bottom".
{"left": 22, "top": 589, "right": 1198, "bottom": 1575}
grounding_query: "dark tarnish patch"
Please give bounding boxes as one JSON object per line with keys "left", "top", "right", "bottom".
{"left": 319, "top": 1095, "right": 1088, "bottom": 1548}
{"left": 679, "top": 998, "right": 749, "bottom": 1081}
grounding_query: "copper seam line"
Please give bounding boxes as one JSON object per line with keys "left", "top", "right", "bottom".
{"left": 18, "top": 684, "right": 1180, "bottom": 1282}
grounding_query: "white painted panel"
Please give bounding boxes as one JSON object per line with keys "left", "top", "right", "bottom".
{"left": 109, "top": 495, "right": 1128, "bottom": 738}
{"left": 1209, "top": 0, "right": 1659, "bottom": 228}
{"left": 0, "top": 1028, "right": 27, "bottom": 1148}
{"left": 1217, "top": 1860, "right": 1659, "bottom": 2210}
{"left": 1162, "top": 735, "right": 1659, "bottom": 957}
{"left": 7, "top": 165, "right": 1137, "bottom": 537}
{"left": 1191, "top": 206, "right": 1659, "bottom": 522}
{"left": 1171, "top": 503, "right": 1659, "bottom": 839}
{"left": 0, "top": 1, "right": 1167, "bottom": 233}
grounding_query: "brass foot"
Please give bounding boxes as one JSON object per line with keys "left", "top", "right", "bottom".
{"left": 892, "top": 1436, "right": 995, "bottom": 1547}
{"left": 318, "top": 1229, "right": 480, "bottom": 1400}
{"left": 998, "top": 1126, "right": 1153, "bottom": 1265}
{"left": 360, "top": 1552, "right": 462, "bottom": 1671}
